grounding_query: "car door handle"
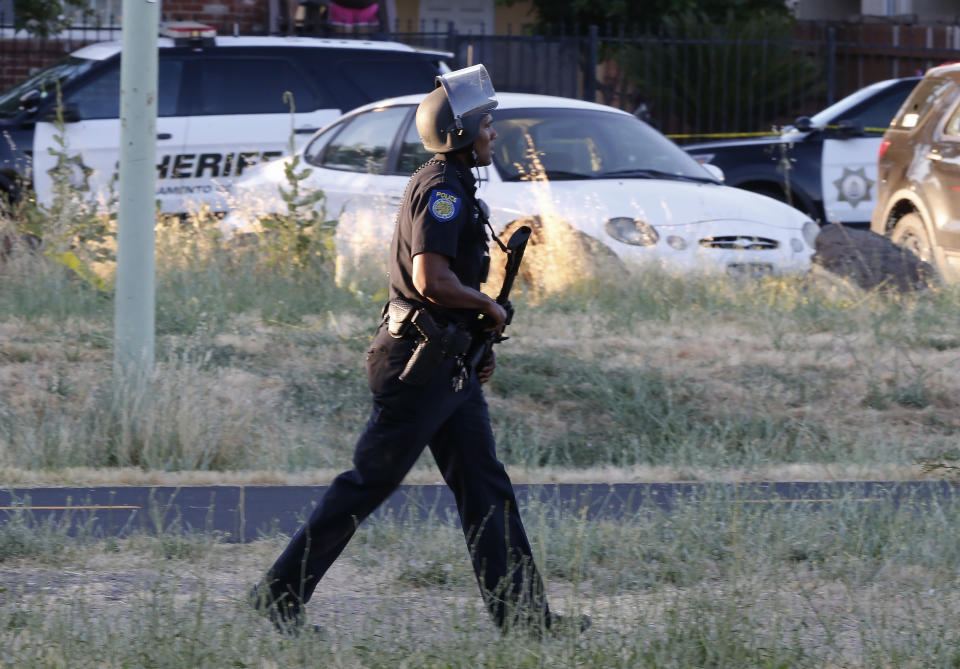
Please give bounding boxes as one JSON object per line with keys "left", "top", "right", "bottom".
{"left": 295, "top": 127, "right": 319, "bottom": 134}
{"left": 157, "top": 133, "right": 172, "bottom": 140}
{"left": 927, "top": 152, "right": 943, "bottom": 161}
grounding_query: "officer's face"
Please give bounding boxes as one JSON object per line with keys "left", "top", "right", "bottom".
{"left": 473, "top": 115, "right": 497, "bottom": 167}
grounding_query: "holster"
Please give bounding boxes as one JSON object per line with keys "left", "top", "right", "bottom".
{"left": 385, "top": 298, "right": 474, "bottom": 386}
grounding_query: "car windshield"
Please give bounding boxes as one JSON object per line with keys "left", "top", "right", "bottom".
{"left": 808, "top": 79, "right": 904, "bottom": 128}
{"left": 0, "top": 57, "right": 97, "bottom": 118}
{"left": 492, "top": 107, "right": 716, "bottom": 183}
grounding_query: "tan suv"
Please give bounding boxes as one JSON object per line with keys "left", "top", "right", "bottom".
{"left": 872, "top": 62, "right": 960, "bottom": 282}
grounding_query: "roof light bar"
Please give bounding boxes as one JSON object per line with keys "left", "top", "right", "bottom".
{"left": 160, "top": 21, "right": 217, "bottom": 46}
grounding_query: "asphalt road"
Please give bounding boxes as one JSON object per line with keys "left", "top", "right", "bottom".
{"left": 1, "top": 481, "right": 956, "bottom": 543}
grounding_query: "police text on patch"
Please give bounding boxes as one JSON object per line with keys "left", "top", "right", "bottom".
{"left": 428, "top": 190, "right": 461, "bottom": 221}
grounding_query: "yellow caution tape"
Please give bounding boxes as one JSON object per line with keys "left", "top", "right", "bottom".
{"left": 666, "top": 125, "right": 889, "bottom": 140}
{"left": 667, "top": 131, "right": 779, "bottom": 139}
{"left": 48, "top": 251, "right": 108, "bottom": 292}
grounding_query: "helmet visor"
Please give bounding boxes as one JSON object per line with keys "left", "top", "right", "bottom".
{"left": 436, "top": 64, "right": 497, "bottom": 129}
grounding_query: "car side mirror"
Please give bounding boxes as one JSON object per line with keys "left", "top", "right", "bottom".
{"left": 701, "top": 163, "right": 724, "bottom": 182}
{"left": 18, "top": 89, "right": 43, "bottom": 114}
{"left": 794, "top": 115, "right": 813, "bottom": 132}
{"left": 835, "top": 118, "right": 865, "bottom": 138}
{"left": 41, "top": 104, "right": 81, "bottom": 123}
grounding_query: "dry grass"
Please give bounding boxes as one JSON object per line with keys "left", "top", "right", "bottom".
{"left": 2, "top": 269, "right": 960, "bottom": 482}
{"left": 4, "top": 494, "right": 960, "bottom": 667}
{"left": 0, "top": 463, "right": 928, "bottom": 488}
{"left": 2, "top": 212, "right": 960, "bottom": 483}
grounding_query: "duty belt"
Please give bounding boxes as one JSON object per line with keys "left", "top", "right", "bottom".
{"left": 383, "top": 297, "right": 475, "bottom": 388}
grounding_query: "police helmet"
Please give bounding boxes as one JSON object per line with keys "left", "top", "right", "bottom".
{"left": 416, "top": 64, "right": 498, "bottom": 154}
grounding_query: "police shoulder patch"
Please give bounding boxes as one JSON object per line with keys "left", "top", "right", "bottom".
{"left": 428, "top": 189, "right": 461, "bottom": 222}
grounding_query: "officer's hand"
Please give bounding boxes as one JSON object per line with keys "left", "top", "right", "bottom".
{"left": 483, "top": 300, "right": 508, "bottom": 334}
{"left": 502, "top": 299, "right": 514, "bottom": 326}
{"left": 477, "top": 350, "right": 496, "bottom": 384}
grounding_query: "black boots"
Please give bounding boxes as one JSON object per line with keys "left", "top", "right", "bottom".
{"left": 248, "top": 583, "right": 315, "bottom": 637}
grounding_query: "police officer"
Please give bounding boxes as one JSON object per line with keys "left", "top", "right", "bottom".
{"left": 251, "top": 65, "right": 582, "bottom": 636}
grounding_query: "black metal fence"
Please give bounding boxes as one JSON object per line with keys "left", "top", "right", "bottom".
{"left": 0, "top": 12, "right": 120, "bottom": 98}
{"left": 3, "top": 15, "right": 959, "bottom": 140}
{"left": 434, "top": 27, "right": 960, "bottom": 141}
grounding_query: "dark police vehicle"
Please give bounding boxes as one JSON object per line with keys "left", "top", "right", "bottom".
{"left": 0, "top": 23, "right": 450, "bottom": 214}
{"left": 684, "top": 77, "right": 920, "bottom": 226}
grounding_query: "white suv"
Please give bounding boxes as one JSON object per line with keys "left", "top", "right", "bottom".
{"left": 0, "top": 28, "right": 450, "bottom": 214}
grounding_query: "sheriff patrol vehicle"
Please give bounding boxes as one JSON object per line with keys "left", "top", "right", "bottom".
{"left": 683, "top": 77, "right": 920, "bottom": 226}
{"left": 0, "top": 23, "right": 450, "bottom": 214}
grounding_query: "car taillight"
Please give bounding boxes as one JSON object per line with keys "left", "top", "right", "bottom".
{"left": 878, "top": 138, "right": 891, "bottom": 160}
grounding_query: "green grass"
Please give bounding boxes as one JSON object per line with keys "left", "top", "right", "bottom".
{"left": 3, "top": 493, "right": 960, "bottom": 667}
{"left": 5, "top": 150, "right": 960, "bottom": 666}
{"left": 2, "top": 216, "right": 960, "bottom": 480}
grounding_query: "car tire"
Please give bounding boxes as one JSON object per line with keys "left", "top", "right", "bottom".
{"left": 890, "top": 212, "right": 935, "bottom": 266}
{"left": 485, "top": 215, "right": 625, "bottom": 296}
{"left": 0, "top": 181, "right": 21, "bottom": 216}
{"left": 744, "top": 184, "right": 788, "bottom": 203}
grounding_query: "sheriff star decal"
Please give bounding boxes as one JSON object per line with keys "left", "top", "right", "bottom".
{"left": 833, "top": 167, "right": 875, "bottom": 209}
{"left": 428, "top": 189, "right": 460, "bottom": 221}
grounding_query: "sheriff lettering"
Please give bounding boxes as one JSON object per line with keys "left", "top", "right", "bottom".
{"left": 155, "top": 151, "right": 283, "bottom": 180}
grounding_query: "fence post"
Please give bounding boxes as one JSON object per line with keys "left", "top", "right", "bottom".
{"left": 447, "top": 21, "right": 457, "bottom": 65}
{"left": 584, "top": 24, "right": 598, "bottom": 102}
{"left": 827, "top": 27, "right": 836, "bottom": 106}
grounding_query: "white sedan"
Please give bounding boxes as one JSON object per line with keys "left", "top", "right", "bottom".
{"left": 222, "top": 93, "right": 818, "bottom": 286}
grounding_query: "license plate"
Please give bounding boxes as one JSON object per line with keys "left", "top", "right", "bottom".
{"left": 726, "top": 262, "right": 774, "bottom": 277}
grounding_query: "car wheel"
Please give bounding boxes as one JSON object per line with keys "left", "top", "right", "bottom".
{"left": 890, "top": 212, "right": 934, "bottom": 265}
{"left": 744, "top": 184, "right": 788, "bottom": 203}
{"left": 485, "top": 215, "right": 625, "bottom": 296}
{"left": 0, "top": 182, "right": 20, "bottom": 216}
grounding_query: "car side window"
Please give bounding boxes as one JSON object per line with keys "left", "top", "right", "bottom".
{"left": 396, "top": 115, "right": 432, "bottom": 174}
{"left": 63, "top": 63, "right": 119, "bottom": 119}
{"left": 197, "top": 58, "right": 317, "bottom": 115}
{"left": 63, "top": 59, "right": 185, "bottom": 119}
{"left": 320, "top": 107, "right": 408, "bottom": 173}
{"left": 157, "top": 59, "right": 185, "bottom": 117}
{"left": 839, "top": 84, "right": 916, "bottom": 134}
{"left": 945, "top": 103, "right": 960, "bottom": 137}
{"left": 303, "top": 126, "right": 337, "bottom": 166}
{"left": 892, "top": 78, "right": 953, "bottom": 130}
{"left": 336, "top": 59, "right": 445, "bottom": 109}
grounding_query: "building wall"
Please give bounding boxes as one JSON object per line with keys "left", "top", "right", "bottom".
{"left": 861, "top": 0, "right": 909, "bottom": 15}
{"left": 0, "top": 39, "right": 75, "bottom": 91}
{"left": 392, "top": 0, "right": 535, "bottom": 34}
{"left": 795, "top": 0, "right": 860, "bottom": 21}
{"left": 803, "top": 0, "right": 960, "bottom": 21}
{"left": 160, "top": 0, "right": 268, "bottom": 35}
{"left": 910, "top": 0, "right": 960, "bottom": 20}
{"left": 394, "top": 0, "right": 419, "bottom": 31}
{"left": 493, "top": 1, "right": 535, "bottom": 34}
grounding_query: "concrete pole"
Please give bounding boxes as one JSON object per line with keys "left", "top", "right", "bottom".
{"left": 113, "top": 0, "right": 158, "bottom": 385}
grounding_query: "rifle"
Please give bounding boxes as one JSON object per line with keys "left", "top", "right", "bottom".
{"left": 468, "top": 225, "right": 531, "bottom": 374}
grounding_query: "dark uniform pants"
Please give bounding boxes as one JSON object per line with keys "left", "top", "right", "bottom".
{"left": 264, "top": 324, "right": 550, "bottom": 628}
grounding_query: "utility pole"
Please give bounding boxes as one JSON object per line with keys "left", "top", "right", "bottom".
{"left": 113, "top": 0, "right": 159, "bottom": 386}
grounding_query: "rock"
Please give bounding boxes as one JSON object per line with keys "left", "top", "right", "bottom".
{"left": 811, "top": 224, "right": 934, "bottom": 292}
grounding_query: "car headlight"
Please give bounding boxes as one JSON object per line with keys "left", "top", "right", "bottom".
{"left": 605, "top": 217, "right": 659, "bottom": 246}
{"left": 802, "top": 221, "right": 820, "bottom": 248}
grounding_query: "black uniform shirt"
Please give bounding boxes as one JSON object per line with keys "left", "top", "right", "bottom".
{"left": 389, "top": 155, "right": 488, "bottom": 320}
